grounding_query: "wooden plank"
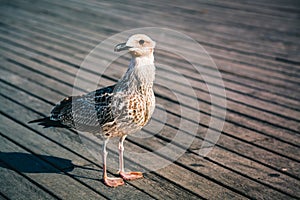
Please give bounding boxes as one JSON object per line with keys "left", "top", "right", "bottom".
{"left": 113, "top": 1, "right": 300, "bottom": 63}
{"left": 0, "top": 26, "right": 298, "bottom": 173}
{"left": 149, "top": 0, "right": 300, "bottom": 33}
{"left": 1, "top": 55, "right": 298, "bottom": 198}
{"left": 33, "top": 0, "right": 300, "bottom": 62}
{"left": 0, "top": 0, "right": 299, "bottom": 199}
{"left": 0, "top": 25, "right": 299, "bottom": 136}
{"left": 0, "top": 99, "right": 204, "bottom": 200}
{"left": 0, "top": 54, "right": 293, "bottom": 166}
{"left": 25, "top": 0, "right": 300, "bottom": 61}
{"left": 2, "top": 0, "right": 300, "bottom": 76}
{"left": 38, "top": 0, "right": 300, "bottom": 46}
{"left": 2, "top": 32, "right": 299, "bottom": 147}
{"left": 1, "top": 33, "right": 298, "bottom": 161}
{"left": 0, "top": 18, "right": 296, "bottom": 99}
{"left": 0, "top": 151, "right": 57, "bottom": 200}
{"left": 228, "top": 0, "right": 300, "bottom": 12}
{"left": 2, "top": 7, "right": 300, "bottom": 101}
{"left": 1, "top": 18, "right": 298, "bottom": 114}
{"left": 1, "top": 27, "right": 293, "bottom": 120}
{"left": 0, "top": 71, "right": 207, "bottom": 199}
{"left": 1, "top": 40, "right": 299, "bottom": 162}
{"left": 0, "top": 122, "right": 106, "bottom": 200}
{"left": 0, "top": 194, "right": 9, "bottom": 200}
{"left": 0, "top": 100, "right": 158, "bottom": 199}
{"left": 0, "top": 60, "right": 245, "bottom": 199}
{"left": 1, "top": 21, "right": 299, "bottom": 93}
{"left": 0, "top": 45, "right": 298, "bottom": 200}
{"left": 1, "top": 2, "right": 298, "bottom": 100}
{"left": 193, "top": 0, "right": 300, "bottom": 19}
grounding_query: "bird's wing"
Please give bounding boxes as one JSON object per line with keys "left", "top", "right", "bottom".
{"left": 50, "top": 85, "right": 116, "bottom": 133}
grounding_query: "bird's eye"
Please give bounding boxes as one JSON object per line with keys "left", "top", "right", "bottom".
{"left": 139, "top": 39, "right": 145, "bottom": 45}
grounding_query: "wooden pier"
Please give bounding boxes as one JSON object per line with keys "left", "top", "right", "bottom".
{"left": 0, "top": 0, "right": 299, "bottom": 199}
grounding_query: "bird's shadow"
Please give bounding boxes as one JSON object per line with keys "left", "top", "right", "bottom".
{"left": 0, "top": 152, "right": 110, "bottom": 184}
{"left": 0, "top": 152, "right": 75, "bottom": 173}
{"left": 0, "top": 152, "right": 101, "bottom": 181}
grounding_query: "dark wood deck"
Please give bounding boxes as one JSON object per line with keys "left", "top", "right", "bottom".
{"left": 0, "top": 0, "right": 299, "bottom": 199}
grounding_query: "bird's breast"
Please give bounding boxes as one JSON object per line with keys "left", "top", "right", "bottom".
{"left": 101, "top": 85, "right": 155, "bottom": 138}
{"left": 127, "top": 89, "right": 155, "bottom": 127}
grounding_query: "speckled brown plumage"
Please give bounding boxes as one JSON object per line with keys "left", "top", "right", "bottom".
{"left": 50, "top": 81, "right": 155, "bottom": 139}
{"left": 50, "top": 85, "right": 116, "bottom": 134}
{"left": 48, "top": 34, "right": 157, "bottom": 187}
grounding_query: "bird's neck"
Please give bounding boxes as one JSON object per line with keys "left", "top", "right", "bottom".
{"left": 118, "top": 54, "right": 155, "bottom": 91}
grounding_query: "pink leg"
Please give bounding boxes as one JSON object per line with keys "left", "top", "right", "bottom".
{"left": 118, "top": 135, "right": 143, "bottom": 181}
{"left": 102, "top": 138, "right": 124, "bottom": 187}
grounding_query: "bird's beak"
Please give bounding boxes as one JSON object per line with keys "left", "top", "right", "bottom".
{"left": 114, "top": 42, "right": 132, "bottom": 52}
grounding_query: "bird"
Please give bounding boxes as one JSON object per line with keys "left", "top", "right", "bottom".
{"left": 30, "top": 34, "right": 156, "bottom": 187}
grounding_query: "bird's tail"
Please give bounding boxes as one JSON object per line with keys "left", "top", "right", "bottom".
{"left": 28, "top": 117, "right": 69, "bottom": 128}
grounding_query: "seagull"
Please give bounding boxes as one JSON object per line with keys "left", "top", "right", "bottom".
{"left": 30, "top": 34, "right": 156, "bottom": 187}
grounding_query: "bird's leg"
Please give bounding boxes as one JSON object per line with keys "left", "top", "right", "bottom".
{"left": 118, "top": 135, "right": 126, "bottom": 173}
{"left": 118, "top": 135, "right": 143, "bottom": 181}
{"left": 102, "top": 138, "right": 124, "bottom": 187}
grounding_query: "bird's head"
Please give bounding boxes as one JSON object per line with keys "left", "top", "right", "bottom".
{"left": 114, "top": 34, "right": 156, "bottom": 57}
